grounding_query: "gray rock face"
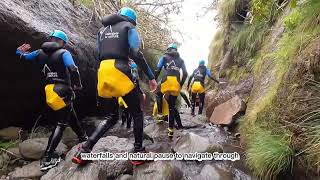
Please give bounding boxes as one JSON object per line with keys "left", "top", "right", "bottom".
{"left": 0, "top": 0, "right": 101, "bottom": 129}
{"left": 8, "top": 161, "right": 45, "bottom": 179}
{"left": 195, "top": 164, "right": 233, "bottom": 180}
{"left": 133, "top": 161, "right": 183, "bottom": 180}
{"left": 19, "top": 138, "right": 67, "bottom": 160}
{"left": 42, "top": 136, "right": 134, "bottom": 180}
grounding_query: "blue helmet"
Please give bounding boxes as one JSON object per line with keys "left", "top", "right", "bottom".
{"left": 167, "top": 43, "right": 178, "bottom": 50}
{"left": 131, "top": 62, "right": 137, "bottom": 69}
{"left": 49, "top": 30, "right": 68, "bottom": 44}
{"left": 199, "top": 60, "right": 205, "bottom": 66}
{"left": 119, "top": 7, "right": 137, "bottom": 23}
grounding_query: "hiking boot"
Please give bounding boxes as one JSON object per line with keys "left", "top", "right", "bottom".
{"left": 130, "top": 147, "right": 149, "bottom": 166}
{"left": 40, "top": 153, "right": 61, "bottom": 171}
{"left": 72, "top": 144, "right": 91, "bottom": 166}
{"left": 78, "top": 135, "right": 88, "bottom": 143}
{"left": 167, "top": 128, "right": 174, "bottom": 138}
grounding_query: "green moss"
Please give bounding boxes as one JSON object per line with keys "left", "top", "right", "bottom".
{"left": 247, "top": 125, "right": 293, "bottom": 178}
{"left": 208, "top": 29, "right": 225, "bottom": 68}
{"left": 218, "top": 0, "right": 237, "bottom": 25}
{"left": 77, "top": 0, "right": 93, "bottom": 8}
{"left": 227, "top": 66, "right": 250, "bottom": 83}
{"left": 0, "top": 140, "right": 20, "bottom": 150}
{"left": 283, "top": 10, "right": 302, "bottom": 31}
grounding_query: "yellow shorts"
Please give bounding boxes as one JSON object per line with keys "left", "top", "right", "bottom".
{"left": 97, "top": 59, "right": 135, "bottom": 98}
{"left": 191, "top": 81, "right": 205, "bottom": 94}
{"left": 152, "top": 97, "right": 169, "bottom": 116}
{"left": 160, "top": 76, "right": 181, "bottom": 96}
{"left": 45, "top": 84, "right": 67, "bottom": 111}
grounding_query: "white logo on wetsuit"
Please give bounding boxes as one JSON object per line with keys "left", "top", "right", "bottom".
{"left": 100, "top": 25, "right": 119, "bottom": 40}
{"left": 166, "top": 60, "right": 180, "bottom": 71}
{"left": 42, "top": 64, "right": 58, "bottom": 78}
{"left": 195, "top": 70, "right": 204, "bottom": 78}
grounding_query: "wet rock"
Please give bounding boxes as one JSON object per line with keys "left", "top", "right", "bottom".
{"left": 195, "top": 164, "right": 233, "bottom": 180}
{"left": 205, "top": 77, "right": 253, "bottom": 118}
{"left": 0, "top": 0, "right": 101, "bottom": 129}
{"left": 133, "top": 161, "right": 183, "bottom": 180}
{"left": 0, "top": 154, "right": 10, "bottom": 170}
{"left": 210, "top": 95, "right": 246, "bottom": 126}
{"left": 6, "top": 147, "right": 22, "bottom": 159}
{"left": 19, "top": 138, "right": 67, "bottom": 160}
{"left": 174, "top": 132, "right": 223, "bottom": 154}
{"left": 116, "top": 174, "right": 133, "bottom": 180}
{"left": 42, "top": 136, "right": 133, "bottom": 180}
{"left": 41, "top": 160, "right": 104, "bottom": 180}
{"left": 0, "top": 127, "right": 22, "bottom": 140}
{"left": 144, "top": 122, "right": 169, "bottom": 140}
{"left": 8, "top": 161, "right": 45, "bottom": 179}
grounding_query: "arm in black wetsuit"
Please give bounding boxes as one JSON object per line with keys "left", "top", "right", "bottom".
{"left": 180, "top": 60, "right": 188, "bottom": 87}
{"left": 187, "top": 70, "right": 195, "bottom": 89}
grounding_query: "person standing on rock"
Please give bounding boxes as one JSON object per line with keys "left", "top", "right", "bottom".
{"left": 154, "top": 43, "right": 188, "bottom": 138}
{"left": 15, "top": 30, "right": 88, "bottom": 171}
{"left": 72, "top": 7, "right": 157, "bottom": 166}
{"left": 187, "top": 60, "right": 222, "bottom": 116}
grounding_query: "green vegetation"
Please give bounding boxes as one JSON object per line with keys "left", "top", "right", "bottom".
{"left": 208, "top": 29, "right": 225, "bottom": 69}
{"left": 0, "top": 140, "right": 19, "bottom": 150}
{"left": 218, "top": 0, "right": 237, "bottom": 25}
{"left": 247, "top": 125, "right": 293, "bottom": 178}
{"left": 209, "top": 0, "right": 320, "bottom": 178}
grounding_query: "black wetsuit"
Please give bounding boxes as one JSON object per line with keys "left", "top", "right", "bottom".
{"left": 82, "top": 14, "right": 154, "bottom": 152}
{"left": 17, "top": 42, "right": 87, "bottom": 156}
{"left": 155, "top": 50, "right": 188, "bottom": 131}
{"left": 187, "top": 65, "right": 218, "bottom": 115}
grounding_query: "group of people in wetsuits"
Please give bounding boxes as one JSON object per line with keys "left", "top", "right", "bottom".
{"left": 15, "top": 7, "right": 222, "bottom": 171}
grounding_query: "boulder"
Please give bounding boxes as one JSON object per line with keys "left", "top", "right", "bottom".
{"left": 0, "top": 0, "right": 101, "bottom": 129}
{"left": 206, "top": 77, "right": 253, "bottom": 118}
{"left": 195, "top": 164, "right": 232, "bottom": 180}
{"left": 133, "top": 161, "right": 183, "bottom": 180}
{"left": 42, "top": 136, "right": 134, "bottom": 180}
{"left": 19, "top": 138, "right": 67, "bottom": 160}
{"left": 116, "top": 174, "right": 133, "bottom": 180}
{"left": 0, "top": 127, "right": 22, "bottom": 140}
{"left": 174, "top": 132, "right": 223, "bottom": 154}
{"left": 6, "top": 147, "right": 22, "bottom": 159}
{"left": 210, "top": 95, "right": 246, "bottom": 126}
{"left": 8, "top": 161, "right": 45, "bottom": 179}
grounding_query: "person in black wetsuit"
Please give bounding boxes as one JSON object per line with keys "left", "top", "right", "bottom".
{"left": 121, "top": 61, "right": 146, "bottom": 129}
{"left": 15, "top": 30, "right": 87, "bottom": 171}
{"left": 72, "top": 7, "right": 157, "bottom": 166}
{"left": 187, "top": 60, "right": 222, "bottom": 116}
{"left": 154, "top": 43, "right": 188, "bottom": 138}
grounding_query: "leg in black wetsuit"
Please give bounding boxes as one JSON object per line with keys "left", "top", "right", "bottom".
{"left": 198, "top": 93, "right": 205, "bottom": 115}
{"left": 191, "top": 93, "right": 197, "bottom": 116}
{"left": 167, "top": 95, "right": 178, "bottom": 138}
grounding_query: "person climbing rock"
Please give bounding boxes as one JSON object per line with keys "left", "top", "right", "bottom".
{"left": 15, "top": 30, "right": 88, "bottom": 171}
{"left": 187, "top": 60, "right": 222, "bottom": 116}
{"left": 154, "top": 43, "right": 188, "bottom": 138}
{"left": 72, "top": 7, "right": 157, "bottom": 166}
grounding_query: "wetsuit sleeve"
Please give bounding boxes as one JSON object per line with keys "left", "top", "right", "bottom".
{"left": 62, "top": 51, "right": 83, "bottom": 88}
{"left": 154, "top": 56, "right": 165, "bottom": 80}
{"left": 96, "top": 34, "right": 100, "bottom": 61}
{"left": 128, "top": 28, "right": 141, "bottom": 53}
{"left": 16, "top": 49, "right": 39, "bottom": 61}
{"left": 180, "top": 60, "right": 188, "bottom": 86}
{"left": 187, "top": 70, "right": 195, "bottom": 88}
{"left": 128, "top": 28, "right": 155, "bottom": 80}
{"left": 206, "top": 68, "right": 219, "bottom": 83}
